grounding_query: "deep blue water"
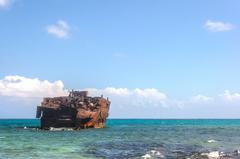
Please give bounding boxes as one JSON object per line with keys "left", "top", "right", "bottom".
{"left": 1, "top": 119, "right": 240, "bottom": 159}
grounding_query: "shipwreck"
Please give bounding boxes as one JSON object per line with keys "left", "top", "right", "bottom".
{"left": 36, "top": 90, "right": 110, "bottom": 130}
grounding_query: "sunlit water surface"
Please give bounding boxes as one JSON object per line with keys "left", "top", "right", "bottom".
{"left": 1, "top": 119, "right": 240, "bottom": 158}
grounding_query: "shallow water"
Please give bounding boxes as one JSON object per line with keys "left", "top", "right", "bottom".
{"left": 1, "top": 119, "right": 240, "bottom": 158}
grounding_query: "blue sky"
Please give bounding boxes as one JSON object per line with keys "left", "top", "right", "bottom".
{"left": 0, "top": 0, "right": 240, "bottom": 118}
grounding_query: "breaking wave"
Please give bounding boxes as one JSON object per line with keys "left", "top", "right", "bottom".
{"left": 207, "top": 139, "right": 217, "bottom": 143}
{"left": 142, "top": 150, "right": 164, "bottom": 158}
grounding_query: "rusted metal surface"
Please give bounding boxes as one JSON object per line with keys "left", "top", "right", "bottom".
{"left": 36, "top": 91, "right": 110, "bottom": 130}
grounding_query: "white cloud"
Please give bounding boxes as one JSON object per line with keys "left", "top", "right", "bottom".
{"left": 2, "top": 75, "right": 240, "bottom": 118}
{"left": 46, "top": 20, "right": 71, "bottom": 39}
{"left": 84, "top": 87, "right": 172, "bottom": 118}
{"left": 0, "top": 0, "right": 13, "bottom": 8}
{"left": 205, "top": 20, "right": 234, "bottom": 32}
{"left": 86, "top": 87, "right": 169, "bottom": 108}
{"left": 0, "top": 75, "right": 67, "bottom": 98}
{"left": 0, "top": 76, "right": 169, "bottom": 108}
{"left": 191, "top": 95, "right": 213, "bottom": 103}
{"left": 1, "top": 75, "right": 240, "bottom": 107}
{"left": 220, "top": 90, "right": 240, "bottom": 101}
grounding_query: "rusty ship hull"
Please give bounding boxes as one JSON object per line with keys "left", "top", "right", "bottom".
{"left": 36, "top": 91, "right": 110, "bottom": 130}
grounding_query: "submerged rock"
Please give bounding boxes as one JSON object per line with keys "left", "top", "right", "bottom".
{"left": 36, "top": 90, "right": 110, "bottom": 130}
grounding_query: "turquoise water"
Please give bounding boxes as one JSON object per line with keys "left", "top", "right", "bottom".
{"left": 1, "top": 119, "right": 240, "bottom": 158}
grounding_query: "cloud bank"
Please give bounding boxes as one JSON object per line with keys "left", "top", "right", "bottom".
{"left": 220, "top": 90, "right": 240, "bottom": 102}
{"left": 46, "top": 20, "right": 71, "bottom": 39}
{"left": 86, "top": 87, "right": 169, "bottom": 108}
{"left": 0, "top": 75, "right": 67, "bottom": 98}
{"left": 205, "top": 20, "right": 234, "bottom": 32}
{"left": 191, "top": 95, "right": 213, "bottom": 103}
{"left": 1, "top": 75, "right": 240, "bottom": 118}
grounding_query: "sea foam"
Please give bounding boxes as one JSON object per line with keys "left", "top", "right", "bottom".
{"left": 141, "top": 154, "right": 151, "bottom": 159}
{"left": 49, "top": 127, "right": 74, "bottom": 131}
{"left": 142, "top": 150, "right": 164, "bottom": 159}
{"left": 201, "top": 151, "right": 224, "bottom": 158}
{"left": 207, "top": 139, "right": 217, "bottom": 143}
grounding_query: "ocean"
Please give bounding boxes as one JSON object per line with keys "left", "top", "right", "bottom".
{"left": 1, "top": 119, "right": 240, "bottom": 159}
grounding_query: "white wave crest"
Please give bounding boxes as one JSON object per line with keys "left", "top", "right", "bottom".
{"left": 49, "top": 127, "right": 74, "bottom": 131}
{"left": 207, "top": 139, "right": 217, "bottom": 143}
{"left": 142, "top": 150, "right": 164, "bottom": 159}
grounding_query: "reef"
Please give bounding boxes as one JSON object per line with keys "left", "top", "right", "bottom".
{"left": 36, "top": 91, "right": 110, "bottom": 130}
